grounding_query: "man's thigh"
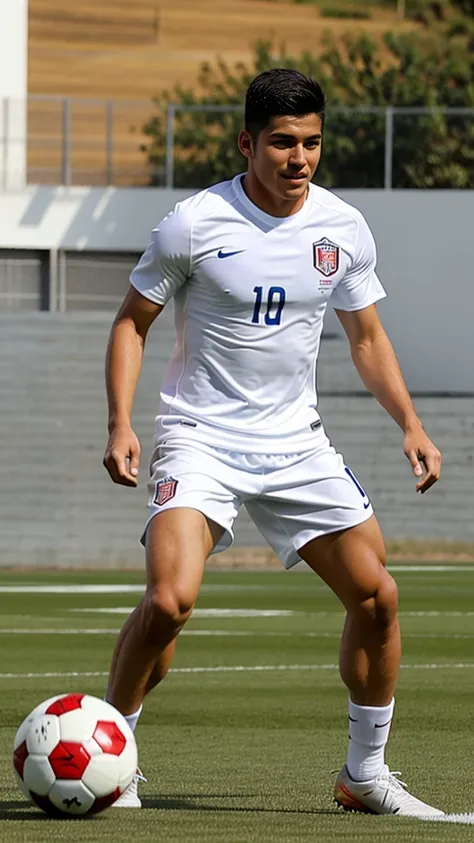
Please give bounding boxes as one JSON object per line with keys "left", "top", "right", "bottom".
{"left": 299, "top": 515, "right": 388, "bottom": 607}
{"left": 144, "top": 508, "right": 223, "bottom": 607}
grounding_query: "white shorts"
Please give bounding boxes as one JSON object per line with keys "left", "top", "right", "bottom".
{"left": 143, "top": 434, "right": 374, "bottom": 569}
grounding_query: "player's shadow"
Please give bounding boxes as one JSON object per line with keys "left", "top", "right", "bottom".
{"left": 142, "top": 794, "right": 340, "bottom": 816}
{"left": 0, "top": 799, "right": 94, "bottom": 821}
{"left": 0, "top": 799, "right": 48, "bottom": 820}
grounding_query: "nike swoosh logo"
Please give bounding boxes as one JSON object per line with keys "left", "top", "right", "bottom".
{"left": 374, "top": 719, "right": 392, "bottom": 728}
{"left": 217, "top": 249, "right": 246, "bottom": 259}
{"left": 363, "top": 501, "right": 371, "bottom": 510}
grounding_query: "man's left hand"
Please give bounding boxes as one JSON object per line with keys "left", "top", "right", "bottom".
{"left": 404, "top": 425, "right": 442, "bottom": 494}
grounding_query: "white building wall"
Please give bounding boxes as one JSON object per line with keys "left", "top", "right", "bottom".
{"left": 0, "top": 0, "right": 28, "bottom": 190}
{"left": 0, "top": 187, "right": 473, "bottom": 393}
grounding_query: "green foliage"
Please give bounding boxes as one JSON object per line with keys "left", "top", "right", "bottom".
{"left": 141, "top": 32, "right": 474, "bottom": 189}
{"left": 320, "top": 6, "right": 372, "bottom": 18}
{"left": 450, "top": 0, "right": 474, "bottom": 14}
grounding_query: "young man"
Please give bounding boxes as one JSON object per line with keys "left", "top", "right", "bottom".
{"left": 103, "top": 69, "right": 443, "bottom": 816}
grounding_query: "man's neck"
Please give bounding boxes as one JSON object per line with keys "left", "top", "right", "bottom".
{"left": 242, "top": 172, "right": 308, "bottom": 218}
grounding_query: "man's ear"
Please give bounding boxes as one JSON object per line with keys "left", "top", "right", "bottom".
{"left": 238, "top": 129, "right": 255, "bottom": 160}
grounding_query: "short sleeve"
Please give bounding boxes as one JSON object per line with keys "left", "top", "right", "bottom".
{"left": 330, "top": 214, "right": 386, "bottom": 312}
{"left": 130, "top": 205, "right": 191, "bottom": 305}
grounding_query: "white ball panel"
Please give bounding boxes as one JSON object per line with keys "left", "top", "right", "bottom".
{"left": 57, "top": 709, "right": 97, "bottom": 743}
{"left": 48, "top": 779, "right": 95, "bottom": 815}
{"left": 26, "top": 715, "right": 60, "bottom": 755}
{"left": 13, "top": 768, "right": 30, "bottom": 799}
{"left": 13, "top": 719, "right": 31, "bottom": 753}
{"left": 82, "top": 754, "right": 120, "bottom": 798}
{"left": 116, "top": 738, "right": 138, "bottom": 790}
{"left": 13, "top": 696, "right": 61, "bottom": 749}
{"left": 23, "top": 755, "right": 56, "bottom": 796}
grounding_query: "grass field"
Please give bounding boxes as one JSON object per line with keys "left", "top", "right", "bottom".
{"left": 1, "top": 565, "right": 474, "bottom": 842}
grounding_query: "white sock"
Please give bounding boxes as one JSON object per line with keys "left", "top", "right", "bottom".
{"left": 106, "top": 698, "right": 142, "bottom": 733}
{"left": 123, "top": 705, "right": 142, "bottom": 733}
{"left": 346, "top": 697, "right": 394, "bottom": 782}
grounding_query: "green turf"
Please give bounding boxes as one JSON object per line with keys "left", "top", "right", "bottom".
{"left": 1, "top": 567, "right": 474, "bottom": 842}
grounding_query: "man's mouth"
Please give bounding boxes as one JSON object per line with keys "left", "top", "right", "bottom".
{"left": 280, "top": 173, "right": 307, "bottom": 182}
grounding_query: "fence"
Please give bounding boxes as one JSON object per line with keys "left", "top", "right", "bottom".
{"left": 0, "top": 96, "right": 473, "bottom": 190}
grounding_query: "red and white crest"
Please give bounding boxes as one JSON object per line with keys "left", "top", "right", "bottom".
{"left": 154, "top": 477, "right": 178, "bottom": 506}
{"left": 313, "top": 238, "right": 340, "bottom": 278}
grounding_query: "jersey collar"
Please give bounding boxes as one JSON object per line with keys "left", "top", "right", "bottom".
{"left": 232, "top": 174, "right": 313, "bottom": 229}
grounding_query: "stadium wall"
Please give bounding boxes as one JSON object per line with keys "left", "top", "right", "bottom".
{"left": 1, "top": 187, "right": 473, "bottom": 392}
{"left": 1, "top": 311, "right": 473, "bottom": 569}
{"left": 1, "top": 187, "right": 473, "bottom": 567}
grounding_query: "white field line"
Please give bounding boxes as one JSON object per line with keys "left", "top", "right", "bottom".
{"left": 67, "top": 607, "right": 474, "bottom": 618}
{"left": 426, "top": 814, "right": 474, "bottom": 825}
{"left": 70, "top": 608, "right": 298, "bottom": 617}
{"left": 2, "top": 628, "right": 474, "bottom": 640}
{"left": 2, "top": 662, "right": 474, "bottom": 680}
{"left": 0, "top": 585, "right": 145, "bottom": 594}
{"left": 1, "top": 566, "right": 474, "bottom": 594}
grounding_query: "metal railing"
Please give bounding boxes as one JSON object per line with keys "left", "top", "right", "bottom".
{"left": 1, "top": 96, "right": 473, "bottom": 190}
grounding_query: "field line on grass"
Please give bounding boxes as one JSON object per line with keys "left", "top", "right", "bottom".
{"left": 3, "top": 628, "right": 474, "bottom": 640}
{"left": 67, "top": 607, "right": 474, "bottom": 617}
{"left": 2, "top": 662, "right": 474, "bottom": 680}
{"left": 70, "top": 608, "right": 299, "bottom": 617}
{"left": 427, "top": 813, "right": 474, "bottom": 825}
{"left": 1, "top": 566, "right": 474, "bottom": 594}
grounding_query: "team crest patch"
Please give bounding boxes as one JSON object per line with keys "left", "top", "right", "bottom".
{"left": 154, "top": 476, "right": 178, "bottom": 506}
{"left": 313, "top": 238, "right": 340, "bottom": 279}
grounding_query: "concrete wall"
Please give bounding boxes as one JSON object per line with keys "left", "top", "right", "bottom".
{"left": 1, "top": 313, "right": 473, "bottom": 569}
{"left": 0, "top": 0, "right": 28, "bottom": 189}
{"left": 1, "top": 187, "right": 473, "bottom": 392}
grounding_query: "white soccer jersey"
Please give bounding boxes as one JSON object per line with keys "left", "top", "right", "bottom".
{"left": 130, "top": 175, "right": 386, "bottom": 453}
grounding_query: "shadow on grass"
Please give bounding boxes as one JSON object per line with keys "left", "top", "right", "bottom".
{"left": 0, "top": 799, "right": 48, "bottom": 820}
{"left": 0, "top": 796, "right": 342, "bottom": 821}
{"left": 142, "top": 795, "right": 341, "bottom": 816}
{"left": 0, "top": 800, "right": 95, "bottom": 822}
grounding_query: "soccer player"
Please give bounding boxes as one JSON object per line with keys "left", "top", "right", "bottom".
{"left": 103, "top": 69, "right": 443, "bottom": 816}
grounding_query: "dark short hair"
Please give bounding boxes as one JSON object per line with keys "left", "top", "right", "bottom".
{"left": 245, "top": 69, "right": 326, "bottom": 137}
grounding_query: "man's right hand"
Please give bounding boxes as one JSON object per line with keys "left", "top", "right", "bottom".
{"left": 103, "top": 424, "right": 141, "bottom": 487}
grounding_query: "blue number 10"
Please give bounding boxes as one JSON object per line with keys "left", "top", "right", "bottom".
{"left": 251, "top": 286, "right": 286, "bottom": 326}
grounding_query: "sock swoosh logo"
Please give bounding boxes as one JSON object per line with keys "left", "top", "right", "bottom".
{"left": 374, "top": 719, "right": 392, "bottom": 728}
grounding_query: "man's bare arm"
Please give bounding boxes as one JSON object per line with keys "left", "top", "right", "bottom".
{"left": 103, "top": 286, "right": 163, "bottom": 486}
{"left": 336, "top": 304, "right": 441, "bottom": 494}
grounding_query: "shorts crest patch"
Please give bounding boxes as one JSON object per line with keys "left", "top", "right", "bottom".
{"left": 154, "top": 476, "right": 178, "bottom": 506}
{"left": 313, "top": 238, "right": 340, "bottom": 278}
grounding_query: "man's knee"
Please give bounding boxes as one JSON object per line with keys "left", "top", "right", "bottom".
{"left": 142, "top": 584, "right": 194, "bottom": 639}
{"left": 351, "top": 571, "right": 398, "bottom": 631}
{"left": 373, "top": 572, "right": 398, "bottom": 628}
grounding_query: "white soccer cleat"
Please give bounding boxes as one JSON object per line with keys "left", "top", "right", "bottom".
{"left": 112, "top": 769, "right": 147, "bottom": 808}
{"left": 334, "top": 765, "right": 444, "bottom": 817}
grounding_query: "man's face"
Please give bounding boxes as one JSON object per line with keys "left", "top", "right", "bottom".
{"left": 240, "top": 113, "right": 323, "bottom": 203}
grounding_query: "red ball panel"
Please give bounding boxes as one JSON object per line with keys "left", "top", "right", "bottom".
{"left": 88, "top": 786, "right": 121, "bottom": 814}
{"left": 46, "top": 694, "right": 84, "bottom": 716}
{"left": 93, "top": 721, "right": 126, "bottom": 756}
{"left": 48, "top": 741, "right": 91, "bottom": 780}
{"left": 13, "top": 740, "right": 29, "bottom": 779}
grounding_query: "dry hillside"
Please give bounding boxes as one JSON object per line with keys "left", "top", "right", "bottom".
{"left": 27, "top": 0, "right": 419, "bottom": 185}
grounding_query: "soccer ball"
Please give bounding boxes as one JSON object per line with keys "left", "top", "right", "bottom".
{"left": 12, "top": 693, "right": 137, "bottom": 816}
